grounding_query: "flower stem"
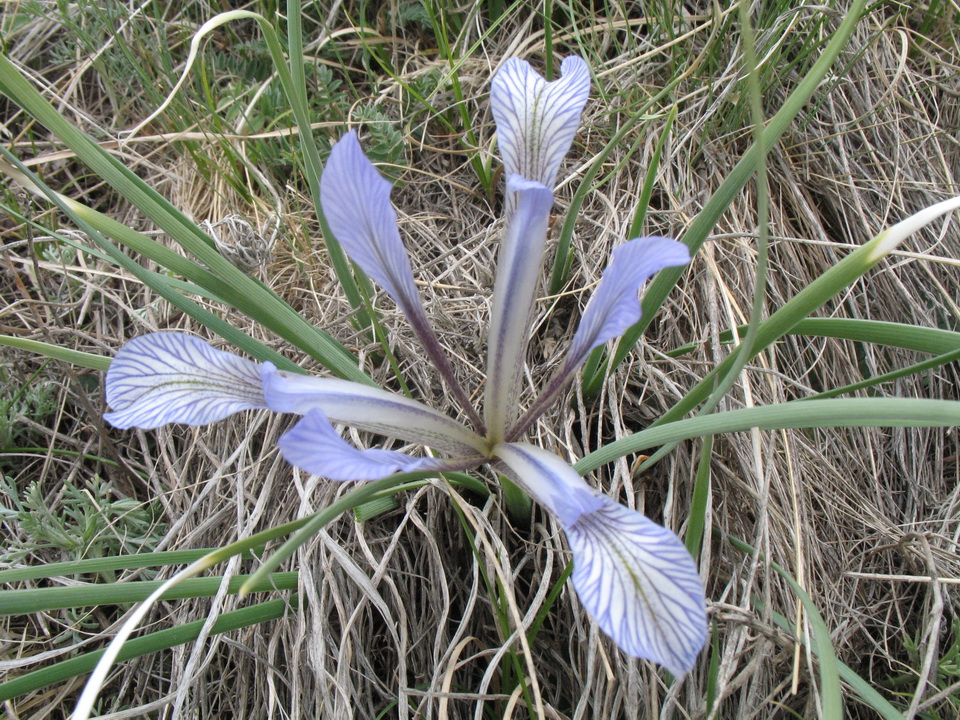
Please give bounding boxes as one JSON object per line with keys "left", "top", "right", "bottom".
{"left": 498, "top": 474, "right": 532, "bottom": 528}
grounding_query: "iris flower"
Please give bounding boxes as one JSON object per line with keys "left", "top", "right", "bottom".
{"left": 104, "top": 56, "right": 707, "bottom": 676}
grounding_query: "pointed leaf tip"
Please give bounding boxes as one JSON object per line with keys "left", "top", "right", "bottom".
{"left": 104, "top": 332, "right": 266, "bottom": 429}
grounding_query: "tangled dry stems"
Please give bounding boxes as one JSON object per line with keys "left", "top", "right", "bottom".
{"left": 2, "top": 2, "right": 959, "bottom": 718}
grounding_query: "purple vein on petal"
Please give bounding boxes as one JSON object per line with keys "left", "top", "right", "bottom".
{"left": 491, "top": 55, "right": 590, "bottom": 216}
{"left": 493, "top": 441, "right": 707, "bottom": 676}
{"left": 483, "top": 176, "right": 554, "bottom": 439}
{"left": 566, "top": 501, "right": 708, "bottom": 677}
{"left": 321, "top": 131, "right": 424, "bottom": 316}
{"left": 104, "top": 332, "right": 267, "bottom": 430}
{"left": 321, "top": 131, "right": 484, "bottom": 431}
{"left": 565, "top": 237, "right": 690, "bottom": 370}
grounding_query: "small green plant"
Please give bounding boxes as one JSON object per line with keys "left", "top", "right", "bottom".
{"left": 887, "top": 617, "right": 960, "bottom": 720}
{"left": 0, "top": 362, "right": 58, "bottom": 453}
{"left": 0, "top": 475, "right": 166, "bottom": 567}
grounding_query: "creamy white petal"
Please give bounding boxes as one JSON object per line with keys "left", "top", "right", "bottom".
{"left": 104, "top": 333, "right": 266, "bottom": 429}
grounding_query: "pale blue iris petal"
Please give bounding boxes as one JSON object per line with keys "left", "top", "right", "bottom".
{"left": 564, "top": 236, "right": 690, "bottom": 373}
{"left": 483, "top": 176, "right": 555, "bottom": 438}
{"left": 491, "top": 56, "right": 591, "bottom": 195}
{"left": 104, "top": 332, "right": 266, "bottom": 430}
{"left": 278, "top": 409, "right": 456, "bottom": 481}
{"left": 492, "top": 442, "right": 604, "bottom": 525}
{"left": 492, "top": 441, "right": 707, "bottom": 675}
{"left": 320, "top": 131, "right": 425, "bottom": 316}
{"left": 261, "top": 363, "right": 487, "bottom": 455}
{"left": 566, "top": 500, "right": 707, "bottom": 677}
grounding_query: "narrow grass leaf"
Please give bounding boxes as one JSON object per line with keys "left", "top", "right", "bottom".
{"left": 727, "top": 318, "right": 960, "bottom": 355}
{"left": 0, "top": 53, "right": 370, "bottom": 383}
{"left": 596, "top": 0, "right": 870, "bottom": 384}
{"left": 0, "top": 336, "right": 109, "bottom": 371}
{"left": 0, "top": 598, "right": 294, "bottom": 703}
{"left": 0, "top": 573, "right": 298, "bottom": 615}
{"left": 685, "top": 435, "right": 713, "bottom": 558}
{"left": 577, "top": 397, "right": 960, "bottom": 475}
{"left": 653, "top": 197, "right": 960, "bottom": 428}
{"left": 726, "top": 534, "right": 843, "bottom": 720}
{"left": 0, "top": 148, "right": 303, "bottom": 372}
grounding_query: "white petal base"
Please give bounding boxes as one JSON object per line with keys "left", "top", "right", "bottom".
{"left": 279, "top": 409, "right": 463, "bottom": 481}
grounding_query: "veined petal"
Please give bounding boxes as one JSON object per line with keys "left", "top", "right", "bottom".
{"left": 483, "top": 177, "right": 554, "bottom": 439}
{"left": 262, "top": 364, "right": 487, "bottom": 456}
{"left": 493, "top": 441, "right": 707, "bottom": 676}
{"left": 104, "top": 333, "right": 266, "bottom": 429}
{"left": 506, "top": 236, "right": 691, "bottom": 441}
{"left": 564, "top": 236, "right": 690, "bottom": 373}
{"left": 321, "top": 131, "right": 484, "bottom": 431}
{"left": 320, "top": 131, "right": 425, "bottom": 318}
{"left": 567, "top": 501, "right": 708, "bottom": 676}
{"left": 491, "top": 56, "right": 590, "bottom": 205}
{"left": 279, "top": 409, "right": 459, "bottom": 481}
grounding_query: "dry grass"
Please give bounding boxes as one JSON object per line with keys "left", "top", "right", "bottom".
{"left": 2, "top": 1, "right": 960, "bottom": 718}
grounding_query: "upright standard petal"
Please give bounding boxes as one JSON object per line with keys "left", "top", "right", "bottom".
{"left": 320, "top": 131, "right": 424, "bottom": 317}
{"left": 483, "top": 176, "right": 554, "bottom": 439}
{"left": 508, "top": 236, "right": 690, "bottom": 440}
{"left": 104, "top": 333, "right": 266, "bottom": 429}
{"left": 321, "top": 131, "right": 485, "bottom": 431}
{"left": 261, "top": 364, "right": 488, "bottom": 456}
{"left": 493, "top": 441, "right": 707, "bottom": 676}
{"left": 278, "top": 409, "right": 466, "bottom": 481}
{"left": 565, "top": 236, "right": 689, "bottom": 373}
{"left": 491, "top": 55, "right": 590, "bottom": 210}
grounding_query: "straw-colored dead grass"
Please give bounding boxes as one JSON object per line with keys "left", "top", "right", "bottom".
{"left": 2, "top": 2, "right": 959, "bottom": 718}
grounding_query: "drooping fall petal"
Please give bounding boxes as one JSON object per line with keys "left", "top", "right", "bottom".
{"left": 278, "top": 409, "right": 462, "bottom": 481}
{"left": 565, "top": 499, "right": 708, "bottom": 677}
{"left": 493, "top": 441, "right": 707, "bottom": 676}
{"left": 104, "top": 332, "right": 266, "bottom": 429}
